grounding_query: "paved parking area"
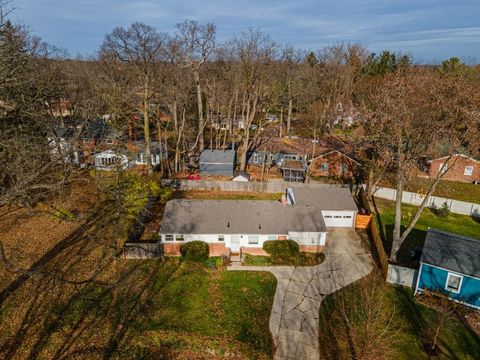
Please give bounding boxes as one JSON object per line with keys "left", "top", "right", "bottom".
{"left": 228, "top": 228, "right": 373, "bottom": 360}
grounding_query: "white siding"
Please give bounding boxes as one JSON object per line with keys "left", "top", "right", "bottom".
{"left": 321, "top": 210, "right": 356, "bottom": 227}
{"left": 288, "top": 232, "right": 326, "bottom": 246}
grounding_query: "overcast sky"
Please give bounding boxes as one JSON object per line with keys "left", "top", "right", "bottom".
{"left": 11, "top": 0, "right": 480, "bottom": 63}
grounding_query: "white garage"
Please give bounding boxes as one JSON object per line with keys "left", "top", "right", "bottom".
{"left": 321, "top": 210, "right": 356, "bottom": 228}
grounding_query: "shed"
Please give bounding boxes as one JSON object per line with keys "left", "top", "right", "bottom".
{"left": 233, "top": 170, "right": 250, "bottom": 182}
{"left": 199, "top": 150, "right": 235, "bottom": 177}
{"left": 415, "top": 229, "right": 480, "bottom": 309}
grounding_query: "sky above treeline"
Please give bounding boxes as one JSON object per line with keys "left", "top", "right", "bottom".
{"left": 12, "top": 0, "right": 480, "bottom": 63}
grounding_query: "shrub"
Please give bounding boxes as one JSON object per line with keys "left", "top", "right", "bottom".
{"left": 430, "top": 201, "right": 450, "bottom": 218}
{"left": 299, "top": 252, "right": 325, "bottom": 266}
{"left": 180, "top": 241, "right": 209, "bottom": 262}
{"left": 204, "top": 256, "right": 225, "bottom": 268}
{"left": 243, "top": 254, "right": 272, "bottom": 266}
{"left": 263, "top": 240, "right": 300, "bottom": 265}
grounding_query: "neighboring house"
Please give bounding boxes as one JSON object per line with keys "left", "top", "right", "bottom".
{"left": 93, "top": 150, "right": 130, "bottom": 170}
{"left": 130, "top": 141, "right": 167, "bottom": 168}
{"left": 199, "top": 150, "right": 236, "bottom": 177}
{"left": 233, "top": 170, "right": 250, "bottom": 182}
{"left": 429, "top": 154, "right": 480, "bottom": 183}
{"left": 158, "top": 186, "right": 358, "bottom": 257}
{"left": 309, "top": 150, "right": 361, "bottom": 179}
{"left": 282, "top": 159, "right": 307, "bottom": 182}
{"left": 48, "top": 127, "right": 83, "bottom": 165}
{"left": 415, "top": 229, "right": 480, "bottom": 310}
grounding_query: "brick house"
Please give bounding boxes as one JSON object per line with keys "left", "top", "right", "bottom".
{"left": 309, "top": 150, "right": 361, "bottom": 180}
{"left": 429, "top": 154, "right": 480, "bottom": 183}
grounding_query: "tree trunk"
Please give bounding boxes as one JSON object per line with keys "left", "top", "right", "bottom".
{"left": 287, "top": 98, "right": 292, "bottom": 134}
{"left": 194, "top": 69, "right": 204, "bottom": 152}
{"left": 157, "top": 119, "right": 163, "bottom": 174}
{"left": 391, "top": 168, "right": 404, "bottom": 262}
{"left": 143, "top": 75, "right": 152, "bottom": 176}
{"left": 279, "top": 108, "right": 283, "bottom": 138}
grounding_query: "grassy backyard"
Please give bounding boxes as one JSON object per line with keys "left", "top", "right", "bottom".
{"left": 381, "top": 177, "right": 480, "bottom": 204}
{"left": 175, "top": 190, "right": 283, "bottom": 201}
{"left": 374, "top": 197, "right": 480, "bottom": 267}
{"left": 319, "top": 274, "right": 480, "bottom": 360}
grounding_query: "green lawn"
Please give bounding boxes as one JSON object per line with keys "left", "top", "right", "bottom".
{"left": 176, "top": 190, "right": 283, "bottom": 201}
{"left": 381, "top": 177, "right": 480, "bottom": 204}
{"left": 375, "top": 198, "right": 480, "bottom": 267}
{"left": 0, "top": 258, "right": 276, "bottom": 359}
{"left": 319, "top": 274, "right": 480, "bottom": 360}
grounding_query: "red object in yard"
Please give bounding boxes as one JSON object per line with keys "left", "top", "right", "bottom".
{"left": 187, "top": 172, "right": 201, "bottom": 180}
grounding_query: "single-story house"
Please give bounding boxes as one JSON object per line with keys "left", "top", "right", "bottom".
{"left": 309, "top": 150, "right": 361, "bottom": 179}
{"left": 428, "top": 154, "right": 480, "bottom": 183}
{"left": 199, "top": 150, "right": 236, "bottom": 177}
{"left": 159, "top": 186, "right": 358, "bottom": 257}
{"left": 233, "top": 170, "right": 250, "bottom": 182}
{"left": 415, "top": 229, "right": 480, "bottom": 310}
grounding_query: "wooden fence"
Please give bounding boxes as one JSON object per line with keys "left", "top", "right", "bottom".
{"left": 161, "top": 179, "right": 351, "bottom": 193}
{"left": 123, "top": 242, "right": 161, "bottom": 259}
{"left": 358, "top": 189, "right": 389, "bottom": 277}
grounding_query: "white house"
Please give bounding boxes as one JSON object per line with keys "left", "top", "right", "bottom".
{"left": 159, "top": 186, "right": 358, "bottom": 257}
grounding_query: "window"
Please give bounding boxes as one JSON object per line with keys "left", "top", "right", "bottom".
{"left": 152, "top": 154, "right": 160, "bottom": 164}
{"left": 321, "top": 163, "right": 328, "bottom": 172}
{"left": 248, "top": 235, "right": 259, "bottom": 244}
{"left": 445, "top": 273, "right": 463, "bottom": 293}
{"left": 253, "top": 154, "right": 259, "bottom": 163}
{"left": 175, "top": 234, "right": 184, "bottom": 242}
{"left": 324, "top": 215, "right": 332, "bottom": 218}
{"left": 334, "top": 215, "right": 342, "bottom": 218}
{"left": 439, "top": 163, "right": 448, "bottom": 174}
{"left": 218, "top": 235, "right": 224, "bottom": 242}
{"left": 136, "top": 153, "right": 144, "bottom": 163}
{"left": 165, "top": 234, "right": 174, "bottom": 242}
{"left": 343, "top": 215, "right": 352, "bottom": 219}
{"left": 268, "top": 235, "right": 276, "bottom": 240}
{"left": 464, "top": 166, "right": 473, "bottom": 176}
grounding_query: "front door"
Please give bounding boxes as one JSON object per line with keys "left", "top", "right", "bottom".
{"left": 230, "top": 235, "right": 240, "bottom": 253}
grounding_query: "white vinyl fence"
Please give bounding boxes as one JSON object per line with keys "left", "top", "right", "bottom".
{"left": 372, "top": 186, "right": 480, "bottom": 217}
{"left": 387, "top": 264, "right": 418, "bottom": 288}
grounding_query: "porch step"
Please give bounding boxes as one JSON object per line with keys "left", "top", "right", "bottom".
{"left": 230, "top": 254, "right": 241, "bottom": 263}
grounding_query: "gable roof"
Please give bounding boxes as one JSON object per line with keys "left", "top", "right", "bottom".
{"left": 310, "top": 150, "right": 361, "bottom": 166}
{"left": 421, "top": 229, "right": 480, "bottom": 278}
{"left": 233, "top": 170, "right": 250, "bottom": 180}
{"left": 160, "top": 199, "right": 326, "bottom": 235}
{"left": 200, "top": 150, "right": 235, "bottom": 164}
{"left": 292, "top": 186, "right": 359, "bottom": 211}
{"left": 428, "top": 154, "right": 479, "bottom": 164}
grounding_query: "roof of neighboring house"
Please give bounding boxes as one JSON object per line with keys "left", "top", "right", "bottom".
{"left": 200, "top": 150, "right": 235, "bottom": 164}
{"left": 428, "top": 154, "right": 479, "bottom": 164}
{"left": 421, "top": 229, "right": 480, "bottom": 278}
{"left": 310, "top": 150, "right": 361, "bottom": 166}
{"left": 233, "top": 170, "right": 250, "bottom": 180}
{"left": 282, "top": 159, "right": 306, "bottom": 170}
{"left": 292, "top": 186, "right": 359, "bottom": 211}
{"left": 53, "top": 127, "right": 76, "bottom": 139}
{"left": 81, "top": 118, "right": 124, "bottom": 141}
{"left": 160, "top": 199, "right": 326, "bottom": 235}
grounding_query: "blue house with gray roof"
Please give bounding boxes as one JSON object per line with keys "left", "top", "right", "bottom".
{"left": 415, "top": 229, "right": 480, "bottom": 309}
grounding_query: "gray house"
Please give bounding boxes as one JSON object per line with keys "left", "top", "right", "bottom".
{"left": 199, "top": 150, "right": 236, "bottom": 177}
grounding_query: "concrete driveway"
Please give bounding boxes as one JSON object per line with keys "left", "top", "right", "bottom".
{"left": 228, "top": 228, "right": 373, "bottom": 360}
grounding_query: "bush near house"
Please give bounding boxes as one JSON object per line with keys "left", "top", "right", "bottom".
{"left": 180, "top": 241, "right": 210, "bottom": 262}
{"left": 263, "top": 240, "right": 300, "bottom": 265}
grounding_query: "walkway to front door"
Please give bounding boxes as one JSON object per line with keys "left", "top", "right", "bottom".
{"left": 228, "top": 228, "right": 373, "bottom": 360}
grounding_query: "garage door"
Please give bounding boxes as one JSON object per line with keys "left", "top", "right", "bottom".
{"left": 321, "top": 211, "right": 355, "bottom": 227}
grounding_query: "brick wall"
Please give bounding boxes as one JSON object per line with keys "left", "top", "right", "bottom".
{"left": 162, "top": 243, "right": 181, "bottom": 256}
{"left": 209, "top": 243, "right": 230, "bottom": 256}
{"left": 299, "top": 245, "right": 324, "bottom": 253}
{"left": 429, "top": 156, "right": 480, "bottom": 182}
{"left": 241, "top": 247, "right": 269, "bottom": 256}
{"left": 309, "top": 151, "right": 358, "bottom": 179}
